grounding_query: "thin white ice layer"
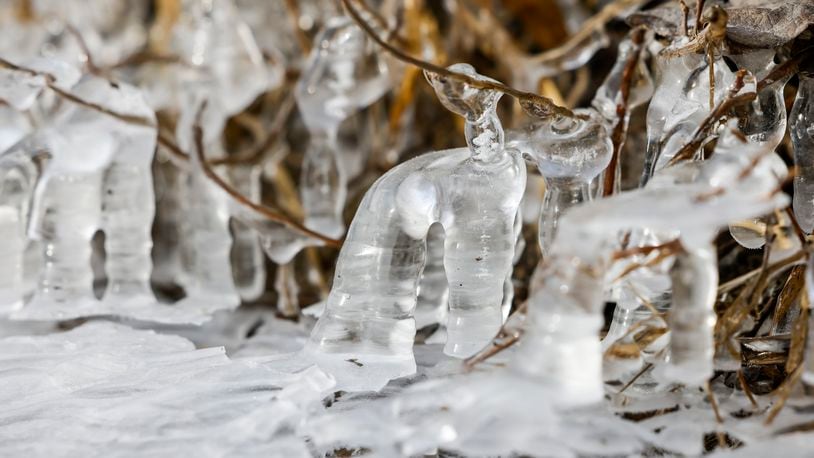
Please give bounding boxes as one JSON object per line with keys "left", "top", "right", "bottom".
{"left": 0, "top": 321, "right": 334, "bottom": 457}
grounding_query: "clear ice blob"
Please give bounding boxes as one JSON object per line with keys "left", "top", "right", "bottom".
{"left": 508, "top": 110, "right": 612, "bottom": 255}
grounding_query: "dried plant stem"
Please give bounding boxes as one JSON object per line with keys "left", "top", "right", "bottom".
{"left": 341, "top": 0, "right": 584, "bottom": 121}
{"left": 765, "top": 364, "right": 804, "bottom": 425}
{"left": 667, "top": 69, "right": 752, "bottom": 167}
{"left": 64, "top": 25, "right": 100, "bottom": 75}
{"left": 211, "top": 93, "right": 296, "bottom": 166}
{"left": 15, "top": 0, "right": 34, "bottom": 21}
{"left": 679, "top": 0, "right": 689, "bottom": 36}
{"left": 694, "top": 0, "right": 706, "bottom": 35}
{"left": 619, "top": 362, "right": 654, "bottom": 394}
{"left": 0, "top": 57, "right": 155, "bottom": 127}
{"left": 191, "top": 103, "right": 342, "bottom": 248}
{"left": 526, "top": 0, "right": 647, "bottom": 65}
{"left": 718, "top": 250, "right": 806, "bottom": 294}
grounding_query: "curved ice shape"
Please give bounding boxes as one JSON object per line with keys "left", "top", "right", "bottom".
{"left": 304, "top": 64, "right": 525, "bottom": 390}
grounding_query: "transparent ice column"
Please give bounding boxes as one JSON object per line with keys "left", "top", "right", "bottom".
{"left": 295, "top": 16, "right": 390, "bottom": 238}
{"left": 305, "top": 64, "right": 525, "bottom": 389}
{"left": 228, "top": 164, "right": 266, "bottom": 301}
{"left": 729, "top": 53, "right": 787, "bottom": 247}
{"left": 661, "top": 243, "right": 717, "bottom": 385}
{"left": 61, "top": 78, "right": 160, "bottom": 306}
{"left": 0, "top": 145, "right": 39, "bottom": 313}
{"left": 508, "top": 111, "right": 612, "bottom": 255}
{"left": 26, "top": 128, "right": 113, "bottom": 311}
{"left": 791, "top": 74, "right": 814, "bottom": 233}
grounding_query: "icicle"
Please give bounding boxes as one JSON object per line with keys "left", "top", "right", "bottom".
{"left": 792, "top": 74, "right": 814, "bottom": 234}
{"left": 228, "top": 164, "right": 266, "bottom": 301}
{"left": 661, "top": 243, "right": 717, "bottom": 385}
{"left": 59, "top": 77, "right": 160, "bottom": 306}
{"left": 508, "top": 111, "right": 612, "bottom": 255}
{"left": 728, "top": 51, "right": 788, "bottom": 247}
{"left": 27, "top": 128, "right": 114, "bottom": 311}
{"left": 295, "top": 16, "right": 390, "bottom": 237}
{"left": 275, "top": 263, "right": 300, "bottom": 318}
{"left": 414, "top": 223, "right": 448, "bottom": 329}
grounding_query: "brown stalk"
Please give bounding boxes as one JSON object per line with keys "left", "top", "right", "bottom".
{"left": 694, "top": 0, "right": 706, "bottom": 36}
{"left": 765, "top": 364, "right": 803, "bottom": 425}
{"left": 15, "top": 0, "right": 35, "bottom": 21}
{"left": 737, "top": 370, "right": 759, "bottom": 408}
{"left": 526, "top": 0, "right": 647, "bottom": 66}
{"left": 772, "top": 265, "right": 806, "bottom": 327}
{"left": 64, "top": 25, "right": 100, "bottom": 75}
{"left": 786, "top": 291, "right": 810, "bottom": 374}
{"left": 611, "top": 238, "right": 682, "bottom": 261}
{"left": 0, "top": 57, "right": 155, "bottom": 127}
{"left": 679, "top": 0, "right": 689, "bottom": 37}
{"left": 667, "top": 69, "right": 752, "bottom": 167}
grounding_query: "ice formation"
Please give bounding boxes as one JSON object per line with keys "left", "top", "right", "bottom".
{"left": 295, "top": 15, "right": 390, "bottom": 238}
{"left": 5, "top": 0, "right": 814, "bottom": 456}
{"left": 300, "top": 63, "right": 525, "bottom": 390}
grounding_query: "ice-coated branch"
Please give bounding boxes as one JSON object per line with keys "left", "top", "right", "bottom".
{"left": 513, "top": 126, "right": 788, "bottom": 404}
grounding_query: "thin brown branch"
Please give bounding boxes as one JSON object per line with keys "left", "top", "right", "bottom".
{"left": 526, "top": 0, "right": 647, "bottom": 65}
{"left": 737, "top": 370, "right": 759, "bottom": 408}
{"left": 64, "top": 24, "right": 100, "bottom": 74}
{"left": 765, "top": 364, "right": 803, "bottom": 425}
{"left": 0, "top": 57, "right": 156, "bottom": 127}
{"left": 694, "top": 0, "right": 706, "bottom": 36}
{"left": 679, "top": 0, "right": 689, "bottom": 36}
{"left": 341, "top": 0, "right": 584, "bottom": 121}
{"left": 667, "top": 69, "right": 752, "bottom": 167}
